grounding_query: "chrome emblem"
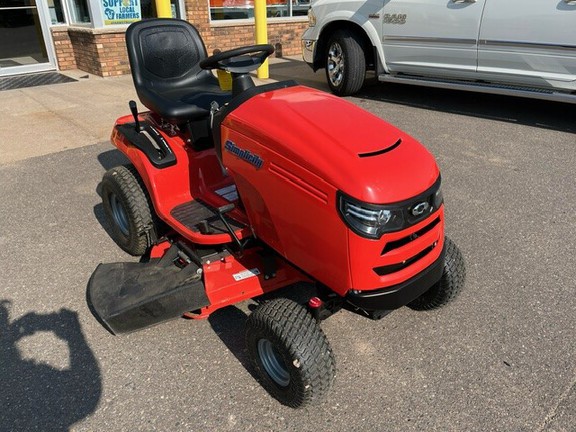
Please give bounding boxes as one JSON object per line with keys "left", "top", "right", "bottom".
{"left": 411, "top": 202, "right": 430, "bottom": 217}
{"left": 384, "top": 13, "right": 407, "bottom": 25}
{"left": 377, "top": 209, "right": 392, "bottom": 225}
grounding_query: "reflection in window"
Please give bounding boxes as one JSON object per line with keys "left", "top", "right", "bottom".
{"left": 0, "top": 0, "right": 35, "bottom": 6}
{"left": 0, "top": 8, "right": 48, "bottom": 65}
{"left": 47, "top": 0, "right": 66, "bottom": 24}
{"left": 210, "top": 0, "right": 309, "bottom": 21}
{"left": 68, "top": 0, "right": 91, "bottom": 23}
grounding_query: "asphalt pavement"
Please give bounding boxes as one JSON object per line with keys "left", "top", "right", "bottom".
{"left": 0, "top": 58, "right": 575, "bottom": 431}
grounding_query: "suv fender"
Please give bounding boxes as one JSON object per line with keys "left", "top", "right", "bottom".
{"left": 313, "top": 12, "right": 388, "bottom": 74}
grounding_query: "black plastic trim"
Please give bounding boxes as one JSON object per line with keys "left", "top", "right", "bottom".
{"left": 117, "top": 122, "right": 177, "bottom": 168}
{"left": 382, "top": 216, "right": 441, "bottom": 255}
{"left": 358, "top": 138, "right": 401, "bottom": 158}
{"left": 346, "top": 244, "right": 445, "bottom": 311}
{"left": 87, "top": 245, "right": 209, "bottom": 334}
{"left": 374, "top": 242, "right": 436, "bottom": 276}
{"left": 170, "top": 199, "right": 244, "bottom": 233}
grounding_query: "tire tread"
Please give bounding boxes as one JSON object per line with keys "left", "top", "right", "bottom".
{"left": 101, "top": 164, "right": 155, "bottom": 256}
{"left": 246, "top": 298, "right": 336, "bottom": 408}
{"left": 408, "top": 237, "right": 466, "bottom": 311}
{"left": 326, "top": 29, "right": 366, "bottom": 96}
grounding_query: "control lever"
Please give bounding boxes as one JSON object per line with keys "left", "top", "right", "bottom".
{"left": 216, "top": 204, "right": 244, "bottom": 253}
{"left": 129, "top": 100, "right": 144, "bottom": 132}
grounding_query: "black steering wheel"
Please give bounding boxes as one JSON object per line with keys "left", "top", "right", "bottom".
{"left": 200, "top": 44, "right": 274, "bottom": 74}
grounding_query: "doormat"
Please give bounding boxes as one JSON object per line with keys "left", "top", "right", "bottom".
{"left": 0, "top": 72, "right": 77, "bottom": 91}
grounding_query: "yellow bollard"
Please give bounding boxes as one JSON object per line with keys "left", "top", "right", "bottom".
{"left": 154, "top": 0, "right": 172, "bottom": 18}
{"left": 254, "top": 0, "right": 269, "bottom": 79}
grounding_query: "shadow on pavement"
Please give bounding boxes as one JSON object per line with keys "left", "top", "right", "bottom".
{"left": 93, "top": 203, "right": 115, "bottom": 244}
{"left": 0, "top": 301, "right": 101, "bottom": 431}
{"left": 207, "top": 306, "right": 260, "bottom": 382}
{"left": 270, "top": 57, "right": 331, "bottom": 92}
{"left": 97, "top": 149, "right": 129, "bottom": 171}
{"left": 355, "top": 78, "right": 576, "bottom": 134}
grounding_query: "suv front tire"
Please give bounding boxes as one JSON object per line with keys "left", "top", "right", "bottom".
{"left": 325, "top": 29, "right": 366, "bottom": 96}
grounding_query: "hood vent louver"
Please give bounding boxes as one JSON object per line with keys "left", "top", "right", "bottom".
{"left": 358, "top": 138, "right": 402, "bottom": 158}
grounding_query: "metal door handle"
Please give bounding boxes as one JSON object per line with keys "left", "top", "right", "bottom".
{"left": 451, "top": 0, "right": 477, "bottom": 3}
{"left": 563, "top": 0, "right": 576, "bottom": 4}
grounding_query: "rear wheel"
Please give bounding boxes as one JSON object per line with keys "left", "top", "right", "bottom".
{"left": 325, "top": 29, "right": 366, "bottom": 96}
{"left": 101, "top": 164, "right": 157, "bottom": 256}
{"left": 408, "top": 237, "right": 466, "bottom": 310}
{"left": 245, "top": 298, "right": 336, "bottom": 408}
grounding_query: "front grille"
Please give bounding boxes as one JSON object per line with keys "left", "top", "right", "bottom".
{"left": 382, "top": 216, "right": 441, "bottom": 255}
{"left": 373, "top": 243, "right": 437, "bottom": 276}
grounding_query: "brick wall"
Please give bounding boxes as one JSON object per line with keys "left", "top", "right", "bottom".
{"left": 52, "top": 1, "right": 306, "bottom": 77}
{"left": 93, "top": 31, "right": 131, "bottom": 77}
{"left": 68, "top": 28, "right": 101, "bottom": 75}
{"left": 51, "top": 27, "right": 131, "bottom": 77}
{"left": 51, "top": 27, "right": 77, "bottom": 70}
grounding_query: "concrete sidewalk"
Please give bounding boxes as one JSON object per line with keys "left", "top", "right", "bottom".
{"left": 0, "top": 56, "right": 322, "bottom": 164}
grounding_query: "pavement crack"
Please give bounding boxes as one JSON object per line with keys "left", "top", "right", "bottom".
{"left": 536, "top": 365, "right": 576, "bottom": 432}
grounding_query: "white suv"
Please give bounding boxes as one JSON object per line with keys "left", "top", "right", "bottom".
{"left": 302, "top": 0, "right": 576, "bottom": 103}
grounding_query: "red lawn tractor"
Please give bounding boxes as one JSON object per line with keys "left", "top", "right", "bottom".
{"left": 88, "top": 18, "right": 465, "bottom": 408}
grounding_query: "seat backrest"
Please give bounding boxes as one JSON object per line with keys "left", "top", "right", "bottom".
{"left": 126, "top": 18, "right": 214, "bottom": 93}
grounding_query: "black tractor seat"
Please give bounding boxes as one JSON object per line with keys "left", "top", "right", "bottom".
{"left": 126, "top": 18, "right": 231, "bottom": 124}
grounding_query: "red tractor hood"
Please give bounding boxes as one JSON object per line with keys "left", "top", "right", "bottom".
{"left": 223, "top": 85, "right": 439, "bottom": 203}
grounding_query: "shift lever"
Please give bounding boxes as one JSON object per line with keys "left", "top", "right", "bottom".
{"left": 129, "top": 100, "right": 143, "bottom": 131}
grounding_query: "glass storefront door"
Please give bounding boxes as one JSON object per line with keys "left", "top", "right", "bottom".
{"left": 0, "top": 0, "right": 56, "bottom": 76}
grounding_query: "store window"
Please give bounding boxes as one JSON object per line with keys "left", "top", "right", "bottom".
{"left": 69, "top": 0, "right": 91, "bottom": 23}
{"left": 140, "top": 0, "right": 180, "bottom": 19}
{"left": 209, "top": 0, "right": 309, "bottom": 21}
{"left": 47, "top": 0, "right": 66, "bottom": 24}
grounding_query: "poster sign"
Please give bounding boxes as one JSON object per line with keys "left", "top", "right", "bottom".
{"left": 102, "top": 0, "right": 142, "bottom": 25}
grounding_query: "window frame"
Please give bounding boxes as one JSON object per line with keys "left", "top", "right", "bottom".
{"left": 208, "top": 0, "right": 310, "bottom": 24}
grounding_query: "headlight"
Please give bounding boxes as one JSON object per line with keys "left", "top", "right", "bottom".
{"left": 337, "top": 177, "right": 442, "bottom": 239}
{"left": 338, "top": 194, "right": 404, "bottom": 238}
{"left": 308, "top": 8, "right": 316, "bottom": 27}
{"left": 433, "top": 187, "right": 443, "bottom": 209}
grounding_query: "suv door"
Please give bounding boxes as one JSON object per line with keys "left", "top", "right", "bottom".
{"left": 382, "top": 0, "right": 485, "bottom": 79}
{"left": 478, "top": 0, "right": 576, "bottom": 91}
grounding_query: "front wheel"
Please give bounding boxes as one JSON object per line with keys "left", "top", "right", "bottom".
{"left": 408, "top": 237, "right": 466, "bottom": 311}
{"left": 325, "top": 30, "right": 366, "bottom": 96}
{"left": 245, "top": 298, "right": 336, "bottom": 408}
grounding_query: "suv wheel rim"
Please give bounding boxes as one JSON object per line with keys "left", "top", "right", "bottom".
{"left": 327, "top": 42, "right": 344, "bottom": 87}
{"left": 109, "top": 193, "right": 129, "bottom": 236}
{"left": 257, "top": 339, "right": 290, "bottom": 387}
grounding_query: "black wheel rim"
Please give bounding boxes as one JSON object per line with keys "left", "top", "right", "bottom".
{"left": 109, "top": 193, "right": 129, "bottom": 236}
{"left": 257, "top": 339, "right": 290, "bottom": 387}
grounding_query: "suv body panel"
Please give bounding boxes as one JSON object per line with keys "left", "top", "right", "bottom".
{"left": 303, "top": 0, "right": 576, "bottom": 97}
